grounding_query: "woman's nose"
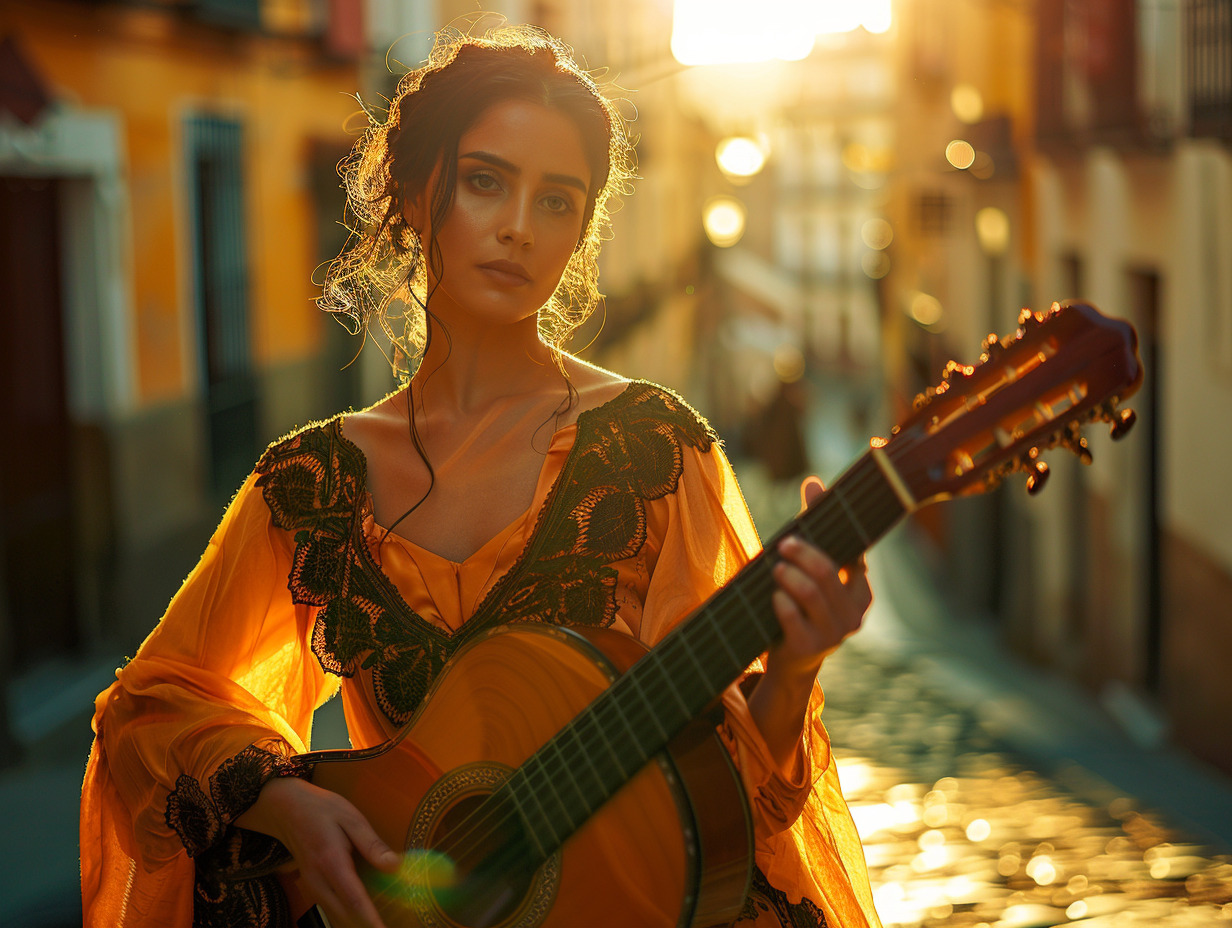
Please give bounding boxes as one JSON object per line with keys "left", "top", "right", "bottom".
{"left": 498, "top": 195, "right": 534, "bottom": 248}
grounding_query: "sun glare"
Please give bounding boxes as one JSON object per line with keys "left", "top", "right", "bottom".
{"left": 672, "top": 0, "right": 892, "bottom": 65}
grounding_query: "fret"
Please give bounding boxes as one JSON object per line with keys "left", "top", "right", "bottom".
{"left": 827, "top": 483, "right": 873, "bottom": 548}
{"left": 708, "top": 611, "right": 749, "bottom": 670}
{"left": 532, "top": 756, "right": 582, "bottom": 838}
{"left": 647, "top": 650, "right": 693, "bottom": 718}
{"left": 504, "top": 772, "right": 552, "bottom": 858}
{"left": 625, "top": 671, "right": 670, "bottom": 742}
{"left": 573, "top": 711, "right": 632, "bottom": 784}
{"left": 677, "top": 625, "right": 728, "bottom": 695}
{"left": 546, "top": 735, "right": 592, "bottom": 825}
{"left": 732, "top": 581, "right": 775, "bottom": 650}
{"left": 560, "top": 718, "right": 612, "bottom": 797}
{"left": 597, "top": 683, "right": 651, "bottom": 768}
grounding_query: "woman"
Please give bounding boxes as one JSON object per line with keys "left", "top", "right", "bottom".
{"left": 81, "top": 24, "right": 881, "bottom": 928}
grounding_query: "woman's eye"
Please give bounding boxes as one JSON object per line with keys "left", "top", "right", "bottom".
{"left": 541, "top": 194, "right": 573, "bottom": 214}
{"left": 469, "top": 173, "right": 500, "bottom": 191}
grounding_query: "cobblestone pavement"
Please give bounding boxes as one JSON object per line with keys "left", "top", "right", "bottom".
{"left": 820, "top": 638, "right": 1232, "bottom": 927}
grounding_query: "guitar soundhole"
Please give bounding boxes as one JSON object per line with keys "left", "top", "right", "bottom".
{"left": 406, "top": 763, "right": 560, "bottom": 928}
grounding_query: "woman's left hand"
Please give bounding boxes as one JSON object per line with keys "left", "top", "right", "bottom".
{"left": 747, "top": 476, "right": 873, "bottom": 774}
{"left": 768, "top": 475, "right": 872, "bottom": 682}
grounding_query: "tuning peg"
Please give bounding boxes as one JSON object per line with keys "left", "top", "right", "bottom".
{"left": 980, "top": 332, "right": 1004, "bottom": 360}
{"left": 1063, "top": 433, "right": 1093, "bottom": 465}
{"left": 1026, "top": 459, "right": 1050, "bottom": 495}
{"left": 1110, "top": 408, "right": 1136, "bottom": 440}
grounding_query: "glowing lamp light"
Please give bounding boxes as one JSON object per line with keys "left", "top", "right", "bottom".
{"left": 909, "top": 291, "right": 943, "bottom": 328}
{"left": 703, "top": 196, "right": 747, "bottom": 247}
{"left": 951, "top": 84, "right": 984, "bottom": 124}
{"left": 975, "top": 207, "right": 1010, "bottom": 256}
{"left": 716, "top": 137, "right": 767, "bottom": 179}
{"left": 946, "top": 139, "right": 976, "bottom": 170}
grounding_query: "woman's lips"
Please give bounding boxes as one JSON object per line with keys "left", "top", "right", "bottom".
{"left": 479, "top": 260, "right": 531, "bottom": 284}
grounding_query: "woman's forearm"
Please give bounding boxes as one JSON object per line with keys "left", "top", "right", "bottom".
{"left": 745, "top": 662, "right": 817, "bottom": 779}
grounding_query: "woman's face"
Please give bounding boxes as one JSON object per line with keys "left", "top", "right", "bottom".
{"left": 409, "top": 98, "right": 593, "bottom": 329}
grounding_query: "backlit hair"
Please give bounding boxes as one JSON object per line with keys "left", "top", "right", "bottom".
{"left": 318, "top": 23, "right": 634, "bottom": 379}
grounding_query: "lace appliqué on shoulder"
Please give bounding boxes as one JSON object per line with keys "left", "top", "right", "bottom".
{"left": 254, "top": 384, "right": 714, "bottom": 729}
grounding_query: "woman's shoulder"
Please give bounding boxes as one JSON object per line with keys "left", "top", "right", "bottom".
{"left": 562, "top": 356, "right": 717, "bottom": 448}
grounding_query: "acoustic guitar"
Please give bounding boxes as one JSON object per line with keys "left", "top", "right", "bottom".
{"left": 280, "top": 300, "right": 1143, "bottom": 928}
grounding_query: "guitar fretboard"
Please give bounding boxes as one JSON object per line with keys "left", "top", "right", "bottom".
{"left": 483, "top": 449, "right": 907, "bottom": 862}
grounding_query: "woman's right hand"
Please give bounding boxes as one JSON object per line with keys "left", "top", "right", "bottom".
{"left": 235, "top": 776, "right": 401, "bottom": 928}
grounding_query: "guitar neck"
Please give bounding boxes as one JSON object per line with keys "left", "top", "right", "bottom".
{"left": 501, "top": 449, "right": 908, "bottom": 862}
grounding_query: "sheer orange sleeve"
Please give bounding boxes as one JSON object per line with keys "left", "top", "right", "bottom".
{"left": 80, "top": 472, "right": 338, "bottom": 927}
{"left": 639, "top": 442, "right": 881, "bottom": 928}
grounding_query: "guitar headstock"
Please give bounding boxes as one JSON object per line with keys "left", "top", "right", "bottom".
{"left": 881, "top": 300, "right": 1143, "bottom": 504}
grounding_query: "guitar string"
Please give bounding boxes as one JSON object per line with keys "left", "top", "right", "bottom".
{"left": 375, "top": 452, "right": 908, "bottom": 894}
{"left": 453, "top": 387, "right": 1105, "bottom": 888}
{"left": 382, "top": 453, "right": 908, "bottom": 897}
{"left": 377, "top": 326, "right": 1107, "bottom": 889}
{"left": 385, "top": 454, "right": 907, "bottom": 889}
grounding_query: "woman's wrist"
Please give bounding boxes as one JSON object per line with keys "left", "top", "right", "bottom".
{"left": 232, "top": 775, "right": 308, "bottom": 842}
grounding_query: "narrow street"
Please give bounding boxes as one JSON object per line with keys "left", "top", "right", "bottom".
{"left": 728, "top": 372, "right": 1232, "bottom": 928}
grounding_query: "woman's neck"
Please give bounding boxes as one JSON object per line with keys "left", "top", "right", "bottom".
{"left": 411, "top": 314, "right": 566, "bottom": 419}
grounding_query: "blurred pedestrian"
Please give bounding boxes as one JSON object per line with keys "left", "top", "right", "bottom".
{"left": 80, "top": 23, "right": 879, "bottom": 928}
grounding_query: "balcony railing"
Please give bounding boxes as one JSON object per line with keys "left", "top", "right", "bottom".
{"left": 1188, "top": 0, "right": 1232, "bottom": 139}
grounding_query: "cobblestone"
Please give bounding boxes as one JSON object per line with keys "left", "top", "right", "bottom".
{"left": 821, "top": 640, "right": 1232, "bottom": 927}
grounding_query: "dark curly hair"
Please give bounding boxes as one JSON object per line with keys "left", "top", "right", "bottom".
{"left": 318, "top": 23, "right": 635, "bottom": 380}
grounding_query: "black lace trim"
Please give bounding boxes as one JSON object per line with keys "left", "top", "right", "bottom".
{"left": 255, "top": 381, "right": 715, "bottom": 729}
{"left": 165, "top": 744, "right": 309, "bottom": 859}
{"left": 738, "top": 865, "right": 830, "bottom": 927}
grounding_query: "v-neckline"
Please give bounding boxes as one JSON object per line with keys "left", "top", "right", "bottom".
{"left": 359, "top": 423, "right": 574, "bottom": 568}
{"left": 328, "top": 380, "right": 639, "bottom": 640}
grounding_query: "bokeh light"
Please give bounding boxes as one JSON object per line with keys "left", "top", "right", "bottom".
{"left": 975, "top": 206, "right": 1010, "bottom": 255}
{"left": 862, "top": 251, "right": 891, "bottom": 279}
{"left": 909, "top": 291, "right": 944, "bottom": 327}
{"left": 946, "top": 139, "right": 976, "bottom": 170}
{"left": 702, "top": 196, "right": 747, "bottom": 247}
{"left": 716, "top": 137, "right": 767, "bottom": 179}
{"left": 951, "top": 83, "right": 984, "bottom": 123}
{"left": 861, "top": 217, "right": 893, "bottom": 249}
{"left": 966, "top": 818, "right": 992, "bottom": 842}
{"left": 772, "top": 343, "right": 805, "bottom": 382}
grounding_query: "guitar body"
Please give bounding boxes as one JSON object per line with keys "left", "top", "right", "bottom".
{"left": 282, "top": 624, "right": 753, "bottom": 928}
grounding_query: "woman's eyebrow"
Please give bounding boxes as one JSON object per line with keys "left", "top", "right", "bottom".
{"left": 460, "top": 150, "right": 589, "bottom": 195}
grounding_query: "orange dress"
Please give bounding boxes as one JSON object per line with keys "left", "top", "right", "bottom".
{"left": 80, "top": 381, "right": 881, "bottom": 928}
